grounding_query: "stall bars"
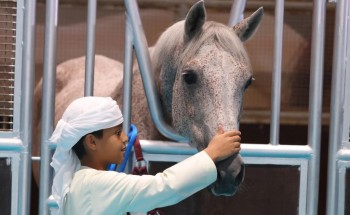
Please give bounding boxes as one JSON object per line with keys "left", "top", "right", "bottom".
{"left": 38, "top": 0, "right": 326, "bottom": 215}
{"left": 326, "top": 0, "right": 350, "bottom": 214}
{"left": 1, "top": 0, "right": 346, "bottom": 215}
{"left": 0, "top": 0, "right": 36, "bottom": 214}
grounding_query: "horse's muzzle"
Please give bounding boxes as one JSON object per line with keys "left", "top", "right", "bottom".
{"left": 208, "top": 162, "right": 245, "bottom": 196}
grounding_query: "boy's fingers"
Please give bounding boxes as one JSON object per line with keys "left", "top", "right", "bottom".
{"left": 232, "top": 142, "right": 241, "bottom": 152}
{"left": 232, "top": 136, "right": 241, "bottom": 142}
{"left": 234, "top": 147, "right": 241, "bottom": 153}
{"left": 224, "top": 130, "right": 241, "bottom": 137}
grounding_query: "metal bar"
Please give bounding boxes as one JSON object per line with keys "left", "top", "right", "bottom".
{"left": 0, "top": 66, "right": 15, "bottom": 68}
{"left": 241, "top": 144, "right": 313, "bottom": 158}
{"left": 140, "top": 140, "right": 197, "bottom": 155}
{"left": 31, "top": 140, "right": 316, "bottom": 159}
{"left": 298, "top": 159, "right": 308, "bottom": 215}
{"left": 337, "top": 149, "right": 350, "bottom": 161}
{"left": 0, "top": 42, "right": 16, "bottom": 46}
{"left": 306, "top": 1, "right": 326, "bottom": 214}
{"left": 342, "top": 0, "right": 350, "bottom": 145}
{"left": 337, "top": 163, "right": 346, "bottom": 214}
{"left": 0, "top": 56, "right": 15, "bottom": 59}
{"left": 17, "top": 1, "right": 37, "bottom": 214}
{"left": 227, "top": 0, "right": 246, "bottom": 27}
{"left": 39, "top": 0, "right": 59, "bottom": 215}
{"left": 0, "top": 50, "right": 16, "bottom": 53}
{"left": 0, "top": 93, "right": 14, "bottom": 96}
{"left": 31, "top": 156, "right": 41, "bottom": 161}
{"left": 0, "top": 14, "right": 16, "bottom": 17}
{"left": 44, "top": 0, "right": 335, "bottom": 11}
{"left": 84, "top": 0, "right": 97, "bottom": 96}
{"left": 0, "top": 101, "right": 14, "bottom": 104}
{"left": 326, "top": 0, "right": 348, "bottom": 214}
{"left": 124, "top": 0, "right": 189, "bottom": 142}
{"left": 270, "top": 0, "right": 284, "bottom": 145}
{"left": 0, "top": 107, "right": 14, "bottom": 110}
{"left": 0, "top": 35, "right": 16, "bottom": 38}
{"left": 0, "top": 115, "right": 14, "bottom": 118}
{"left": 0, "top": 138, "right": 22, "bottom": 151}
{"left": 122, "top": 14, "right": 133, "bottom": 134}
{"left": 139, "top": 140, "right": 313, "bottom": 158}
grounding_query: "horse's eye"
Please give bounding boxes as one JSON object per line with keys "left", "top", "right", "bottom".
{"left": 244, "top": 77, "right": 254, "bottom": 90}
{"left": 182, "top": 70, "right": 197, "bottom": 85}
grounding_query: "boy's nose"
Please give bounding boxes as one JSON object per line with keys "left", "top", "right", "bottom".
{"left": 122, "top": 133, "right": 128, "bottom": 145}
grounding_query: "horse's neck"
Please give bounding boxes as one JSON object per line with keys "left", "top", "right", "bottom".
{"left": 151, "top": 36, "right": 185, "bottom": 125}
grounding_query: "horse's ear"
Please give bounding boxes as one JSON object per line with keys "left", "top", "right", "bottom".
{"left": 233, "top": 7, "right": 263, "bottom": 42}
{"left": 184, "top": 0, "right": 206, "bottom": 41}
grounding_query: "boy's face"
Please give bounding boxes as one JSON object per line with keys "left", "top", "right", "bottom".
{"left": 95, "top": 125, "right": 128, "bottom": 167}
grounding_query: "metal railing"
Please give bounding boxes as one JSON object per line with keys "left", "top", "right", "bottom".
{"left": 326, "top": 0, "right": 350, "bottom": 214}
{"left": 122, "top": 0, "right": 326, "bottom": 214}
{"left": 31, "top": 0, "right": 345, "bottom": 215}
{"left": 0, "top": 0, "right": 37, "bottom": 215}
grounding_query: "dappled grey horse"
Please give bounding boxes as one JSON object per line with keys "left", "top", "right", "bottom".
{"left": 33, "top": 1, "right": 263, "bottom": 197}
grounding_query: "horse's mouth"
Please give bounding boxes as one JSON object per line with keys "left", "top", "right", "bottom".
{"left": 208, "top": 164, "right": 245, "bottom": 196}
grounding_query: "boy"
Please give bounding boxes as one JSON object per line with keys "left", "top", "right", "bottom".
{"left": 50, "top": 96, "right": 241, "bottom": 215}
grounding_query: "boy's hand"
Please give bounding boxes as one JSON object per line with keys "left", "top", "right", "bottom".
{"left": 204, "top": 130, "right": 241, "bottom": 162}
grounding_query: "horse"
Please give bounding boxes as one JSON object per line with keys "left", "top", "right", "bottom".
{"left": 33, "top": 0, "right": 263, "bottom": 199}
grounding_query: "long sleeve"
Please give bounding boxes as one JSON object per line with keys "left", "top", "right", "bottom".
{"left": 64, "top": 151, "right": 217, "bottom": 215}
{"left": 124, "top": 151, "right": 217, "bottom": 213}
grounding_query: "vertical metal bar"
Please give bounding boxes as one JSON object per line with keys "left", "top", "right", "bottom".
{"left": 270, "top": 0, "right": 284, "bottom": 145}
{"left": 121, "top": 14, "right": 134, "bottom": 174}
{"left": 122, "top": 14, "right": 134, "bottom": 134}
{"left": 84, "top": 0, "right": 97, "bottom": 96}
{"left": 298, "top": 160, "right": 308, "bottom": 215}
{"left": 342, "top": 1, "right": 350, "bottom": 145}
{"left": 306, "top": 1, "right": 326, "bottom": 214}
{"left": 124, "top": 0, "right": 188, "bottom": 142}
{"left": 13, "top": 0, "right": 25, "bottom": 134}
{"left": 337, "top": 163, "right": 347, "bottom": 215}
{"left": 326, "top": 0, "right": 348, "bottom": 214}
{"left": 18, "top": 1, "right": 37, "bottom": 214}
{"left": 39, "top": 0, "right": 59, "bottom": 215}
{"left": 228, "top": 0, "right": 246, "bottom": 27}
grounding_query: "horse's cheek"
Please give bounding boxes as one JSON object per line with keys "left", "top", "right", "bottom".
{"left": 172, "top": 84, "right": 194, "bottom": 136}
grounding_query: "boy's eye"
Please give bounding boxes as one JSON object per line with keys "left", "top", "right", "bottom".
{"left": 116, "top": 130, "right": 122, "bottom": 136}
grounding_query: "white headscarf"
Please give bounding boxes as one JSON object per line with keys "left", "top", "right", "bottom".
{"left": 50, "top": 97, "right": 123, "bottom": 215}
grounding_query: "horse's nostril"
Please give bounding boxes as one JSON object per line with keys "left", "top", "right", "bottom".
{"left": 235, "top": 164, "right": 245, "bottom": 185}
{"left": 217, "top": 170, "right": 225, "bottom": 181}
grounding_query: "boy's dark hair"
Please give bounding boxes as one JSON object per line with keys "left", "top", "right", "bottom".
{"left": 72, "top": 129, "right": 103, "bottom": 159}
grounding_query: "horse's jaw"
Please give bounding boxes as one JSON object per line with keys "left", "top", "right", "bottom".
{"left": 208, "top": 154, "right": 245, "bottom": 196}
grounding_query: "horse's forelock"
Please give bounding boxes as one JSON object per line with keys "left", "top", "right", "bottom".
{"left": 179, "top": 21, "right": 251, "bottom": 71}
{"left": 152, "top": 20, "right": 251, "bottom": 76}
{"left": 151, "top": 21, "right": 185, "bottom": 77}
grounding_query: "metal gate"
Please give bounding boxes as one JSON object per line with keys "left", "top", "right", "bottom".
{"left": 326, "top": 0, "right": 350, "bottom": 214}
{"left": 0, "top": 0, "right": 349, "bottom": 215}
{"left": 0, "top": 0, "right": 36, "bottom": 214}
{"left": 135, "top": 0, "right": 323, "bottom": 214}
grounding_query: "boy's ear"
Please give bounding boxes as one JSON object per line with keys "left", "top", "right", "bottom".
{"left": 84, "top": 134, "right": 97, "bottom": 151}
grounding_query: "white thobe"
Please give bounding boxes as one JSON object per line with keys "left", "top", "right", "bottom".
{"left": 63, "top": 151, "right": 217, "bottom": 215}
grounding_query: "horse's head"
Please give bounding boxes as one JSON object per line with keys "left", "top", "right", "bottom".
{"left": 152, "top": 1, "right": 263, "bottom": 196}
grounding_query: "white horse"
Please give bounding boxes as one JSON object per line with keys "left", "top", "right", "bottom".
{"left": 33, "top": 1, "right": 263, "bottom": 198}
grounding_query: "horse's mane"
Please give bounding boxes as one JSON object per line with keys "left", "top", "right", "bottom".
{"left": 151, "top": 20, "right": 251, "bottom": 76}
